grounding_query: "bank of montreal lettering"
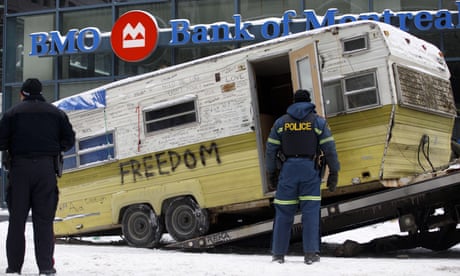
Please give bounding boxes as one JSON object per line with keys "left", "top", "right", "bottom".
{"left": 119, "top": 142, "right": 221, "bottom": 184}
{"left": 29, "top": 1, "right": 460, "bottom": 58}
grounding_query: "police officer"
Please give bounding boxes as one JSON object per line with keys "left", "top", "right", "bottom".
{"left": 0, "top": 78, "right": 75, "bottom": 275}
{"left": 265, "top": 89, "right": 340, "bottom": 265}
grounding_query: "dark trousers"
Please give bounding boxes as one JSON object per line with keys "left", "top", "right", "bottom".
{"left": 6, "top": 157, "right": 58, "bottom": 273}
{"left": 272, "top": 158, "right": 321, "bottom": 255}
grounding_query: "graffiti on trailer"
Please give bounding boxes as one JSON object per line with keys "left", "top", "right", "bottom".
{"left": 119, "top": 142, "right": 221, "bottom": 184}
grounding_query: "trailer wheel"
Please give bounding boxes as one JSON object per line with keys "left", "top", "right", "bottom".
{"left": 122, "top": 204, "right": 163, "bottom": 248}
{"left": 165, "top": 197, "right": 210, "bottom": 242}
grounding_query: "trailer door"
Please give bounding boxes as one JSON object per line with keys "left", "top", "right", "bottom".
{"left": 289, "top": 43, "right": 324, "bottom": 116}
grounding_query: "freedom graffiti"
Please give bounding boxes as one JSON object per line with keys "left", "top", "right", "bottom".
{"left": 119, "top": 142, "right": 221, "bottom": 184}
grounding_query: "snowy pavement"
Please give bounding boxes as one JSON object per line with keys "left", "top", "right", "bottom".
{"left": 0, "top": 209, "right": 459, "bottom": 275}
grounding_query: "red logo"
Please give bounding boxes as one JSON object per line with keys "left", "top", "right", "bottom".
{"left": 111, "top": 10, "right": 159, "bottom": 62}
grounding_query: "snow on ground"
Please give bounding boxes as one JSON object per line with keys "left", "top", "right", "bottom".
{"left": 0, "top": 208, "right": 459, "bottom": 276}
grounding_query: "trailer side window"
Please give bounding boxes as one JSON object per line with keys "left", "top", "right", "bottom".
{"left": 143, "top": 95, "right": 198, "bottom": 133}
{"left": 343, "top": 72, "right": 379, "bottom": 110}
{"left": 324, "top": 71, "right": 379, "bottom": 115}
{"left": 342, "top": 35, "right": 369, "bottom": 55}
{"left": 63, "top": 132, "right": 115, "bottom": 170}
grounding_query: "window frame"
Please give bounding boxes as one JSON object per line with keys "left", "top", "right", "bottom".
{"left": 341, "top": 34, "right": 370, "bottom": 56}
{"left": 342, "top": 70, "right": 380, "bottom": 111}
{"left": 324, "top": 70, "right": 380, "bottom": 116}
{"left": 63, "top": 131, "right": 116, "bottom": 171}
{"left": 143, "top": 94, "right": 199, "bottom": 135}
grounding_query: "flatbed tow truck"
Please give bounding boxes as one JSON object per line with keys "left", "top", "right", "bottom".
{"left": 166, "top": 163, "right": 460, "bottom": 252}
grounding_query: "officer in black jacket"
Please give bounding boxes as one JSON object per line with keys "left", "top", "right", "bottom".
{"left": 0, "top": 78, "right": 75, "bottom": 275}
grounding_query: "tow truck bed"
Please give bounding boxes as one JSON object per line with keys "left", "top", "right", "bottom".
{"left": 166, "top": 170, "right": 460, "bottom": 250}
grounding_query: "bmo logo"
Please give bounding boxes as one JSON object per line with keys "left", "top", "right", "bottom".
{"left": 111, "top": 10, "right": 159, "bottom": 62}
{"left": 29, "top": 10, "right": 159, "bottom": 62}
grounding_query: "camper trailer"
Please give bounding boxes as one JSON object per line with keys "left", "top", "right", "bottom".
{"left": 53, "top": 21, "right": 457, "bottom": 248}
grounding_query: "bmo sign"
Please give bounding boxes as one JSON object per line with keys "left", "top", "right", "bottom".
{"left": 29, "top": 3, "right": 460, "bottom": 62}
{"left": 110, "top": 10, "right": 159, "bottom": 62}
{"left": 30, "top": 10, "right": 159, "bottom": 62}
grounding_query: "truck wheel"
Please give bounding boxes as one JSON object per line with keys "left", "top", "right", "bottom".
{"left": 165, "top": 197, "right": 210, "bottom": 242}
{"left": 122, "top": 204, "right": 163, "bottom": 248}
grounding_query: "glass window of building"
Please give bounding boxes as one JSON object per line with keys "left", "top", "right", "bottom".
{"left": 240, "top": 0, "right": 302, "bottom": 20}
{"left": 5, "top": 14, "right": 55, "bottom": 83}
{"left": 60, "top": 8, "right": 112, "bottom": 79}
{"left": 374, "top": 0, "right": 440, "bottom": 12}
{"left": 304, "top": 0, "right": 368, "bottom": 16}
{"left": 177, "top": 0, "right": 235, "bottom": 24}
{"left": 60, "top": 0, "right": 112, "bottom": 7}
{"left": 442, "top": 31, "right": 460, "bottom": 58}
{"left": 59, "top": 80, "right": 109, "bottom": 99}
{"left": 4, "top": 83, "right": 55, "bottom": 111}
{"left": 176, "top": 44, "right": 236, "bottom": 65}
{"left": 7, "top": 0, "right": 56, "bottom": 13}
{"left": 400, "top": 0, "right": 439, "bottom": 10}
{"left": 443, "top": 0, "right": 459, "bottom": 10}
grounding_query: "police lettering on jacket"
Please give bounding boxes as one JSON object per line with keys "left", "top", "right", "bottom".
{"left": 281, "top": 114, "right": 317, "bottom": 157}
{"left": 284, "top": 121, "right": 312, "bottom": 131}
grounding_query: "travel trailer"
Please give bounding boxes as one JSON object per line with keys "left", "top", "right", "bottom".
{"left": 53, "top": 21, "right": 457, "bottom": 248}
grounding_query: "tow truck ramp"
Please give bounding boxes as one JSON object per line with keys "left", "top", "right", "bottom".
{"left": 166, "top": 170, "right": 460, "bottom": 250}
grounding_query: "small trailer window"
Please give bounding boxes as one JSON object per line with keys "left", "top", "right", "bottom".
{"left": 342, "top": 35, "right": 369, "bottom": 55}
{"left": 63, "top": 132, "right": 115, "bottom": 170}
{"left": 324, "top": 71, "right": 379, "bottom": 115}
{"left": 343, "top": 72, "right": 379, "bottom": 110}
{"left": 143, "top": 95, "right": 198, "bottom": 133}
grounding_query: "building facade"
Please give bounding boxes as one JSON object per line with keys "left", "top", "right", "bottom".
{"left": 1, "top": 1, "right": 460, "bottom": 205}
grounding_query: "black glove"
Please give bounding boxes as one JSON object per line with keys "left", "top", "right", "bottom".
{"left": 327, "top": 172, "right": 338, "bottom": 192}
{"left": 267, "top": 172, "right": 278, "bottom": 190}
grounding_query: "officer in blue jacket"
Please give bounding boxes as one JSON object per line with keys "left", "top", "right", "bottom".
{"left": 265, "top": 89, "right": 340, "bottom": 265}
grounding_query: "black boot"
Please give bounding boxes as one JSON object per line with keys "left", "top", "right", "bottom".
{"left": 304, "top": 253, "right": 320, "bottom": 265}
{"left": 272, "top": 255, "right": 285, "bottom": 264}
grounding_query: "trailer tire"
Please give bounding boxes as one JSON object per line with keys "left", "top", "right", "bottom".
{"left": 165, "top": 197, "right": 209, "bottom": 242}
{"left": 122, "top": 204, "right": 163, "bottom": 248}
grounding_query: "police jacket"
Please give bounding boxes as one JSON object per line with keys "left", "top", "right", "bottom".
{"left": 265, "top": 101, "right": 340, "bottom": 174}
{"left": 0, "top": 95, "right": 75, "bottom": 157}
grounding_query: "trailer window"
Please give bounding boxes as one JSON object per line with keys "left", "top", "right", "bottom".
{"left": 63, "top": 132, "right": 115, "bottom": 170}
{"left": 342, "top": 35, "right": 369, "bottom": 55}
{"left": 324, "top": 71, "right": 379, "bottom": 115}
{"left": 343, "top": 72, "right": 379, "bottom": 110}
{"left": 143, "top": 95, "right": 198, "bottom": 133}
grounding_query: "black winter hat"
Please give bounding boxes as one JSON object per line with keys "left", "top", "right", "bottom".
{"left": 21, "top": 78, "right": 42, "bottom": 96}
{"left": 294, "top": 89, "right": 311, "bottom": 103}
